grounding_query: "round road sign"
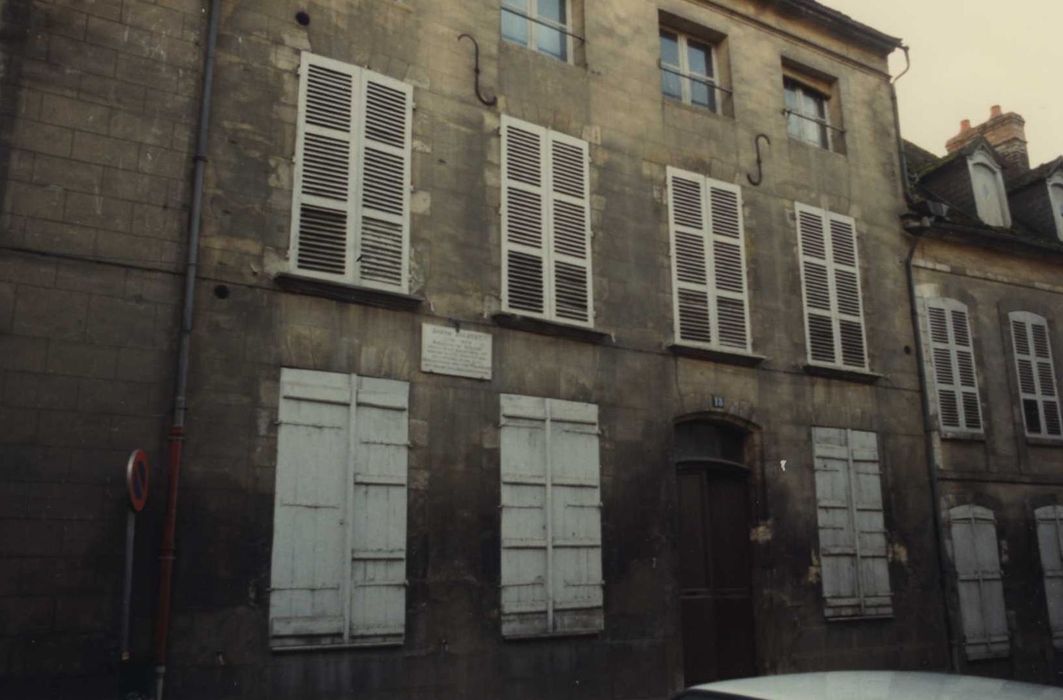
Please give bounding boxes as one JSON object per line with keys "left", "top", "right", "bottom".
{"left": 126, "top": 449, "right": 150, "bottom": 512}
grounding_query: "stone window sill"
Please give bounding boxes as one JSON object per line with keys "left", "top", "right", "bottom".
{"left": 1026, "top": 436, "right": 1063, "bottom": 447}
{"left": 940, "top": 430, "right": 985, "bottom": 442}
{"left": 668, "top": 344, "right": 766, "bottom": 367}
{"left": 803, "top": 363, "right": 881, "bottom": 384}
{"left": 274, "top": 272, "right": 423, "bottom": 312}
{"left": 491, "top": 313, "right": 611, "bottom": 345}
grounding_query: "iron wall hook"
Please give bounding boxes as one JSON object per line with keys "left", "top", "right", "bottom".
{"left": 747, "top": 133, "right": 771, "bottom": 186}
{"left": 458, "top": 33, "right": 497, "bottom": 107}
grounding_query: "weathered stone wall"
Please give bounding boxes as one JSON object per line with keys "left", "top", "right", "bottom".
{"left": 0, "top": 0, "right": 202, "bottom": 694}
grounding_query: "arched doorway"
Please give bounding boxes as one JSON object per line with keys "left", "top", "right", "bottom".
{"left": 674, "top": 419, "right": 756, "bottom": 685}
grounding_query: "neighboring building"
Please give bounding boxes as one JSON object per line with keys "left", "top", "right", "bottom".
{"left": 905, "top": 107, "right": 1063, "bottom": 684}
{"left": 2, "top": 1, "right": 953, "bottom": 698}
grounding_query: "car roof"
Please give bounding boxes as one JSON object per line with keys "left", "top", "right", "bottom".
{"left": 687, "top": 671, "right": 1063, "bottom": 700}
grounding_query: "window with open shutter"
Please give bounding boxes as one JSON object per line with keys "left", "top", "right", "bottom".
{"left": 795, "top": 203, "right": 867, "bottom": 370}
{"left": 289, "top": 52, "right": 412, "bottom": 293}
{"left": 948, "top": 504, "right": 1009, "bottom": 660}
{"left": 1035, "top": 505, "right": 1063, "bottom": 650}
{"left": 812, "top": 427, "right": 892, "bottom": 619}
{"left": 926, "top": 299, "right": 983, "bottom": 434}
{"left": 501, "top": 116, "right": 593, "bottom": 327}
{"left": 270, "top": 368, "right": 409, "bottom": 648}
{"left": 667, "top": 167, "right": 751, "bottom": 352}
{"left": 499, "top": 394, "right": 603, "bottom": 637}
{"left": 1009, "top": 312, "right": 1062, "bottom": 439}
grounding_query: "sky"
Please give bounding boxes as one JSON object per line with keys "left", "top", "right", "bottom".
{"left": 821, "top": 0, "right": 1063, "bottom": 166}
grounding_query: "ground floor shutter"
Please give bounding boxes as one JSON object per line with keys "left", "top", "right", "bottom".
{"left": 949, "top": 504, "right": 1009, "bottom": 659}
{"left": 1035, "top": 505, "right": 1063, "bottom": 650}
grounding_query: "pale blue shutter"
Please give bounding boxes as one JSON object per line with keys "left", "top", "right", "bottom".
{"left": 949, "top": 504, "right": 1009, "bottom": 659}
{"left": 1035, "top": 505, "right": 1063, "bottom": 650}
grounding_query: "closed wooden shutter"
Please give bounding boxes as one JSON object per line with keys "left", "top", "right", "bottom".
{"left": 667, "top": 167, "right": 750, "bottom": 352}
{"left": 948, "top": 504, "right": 1009, "bottom": 659}
{"left": 1035, "top": 505, "right": 1063, "bottom": 650}
{"left": 795, "top": 203, "right": 867, "bottom": 369}
{"left": 1009, "top": 312, "right": 1062, "bottom": 438}
{"left": 926, "top": 299, "right": 982, "bottom": 433}
{"left": 502, "top": 116, "right": 593, "bottom": 326}
{"left": 271, "top": 368, "right": 408, "bottom": 648}
{"left": 500, "top": 395, "right": 603, "bottom": 637}
{"left": 812, "top": 427, "right": 892, "bottom": 619}
{"left": 290, "top": 53, "right": 411, "bottom": 292}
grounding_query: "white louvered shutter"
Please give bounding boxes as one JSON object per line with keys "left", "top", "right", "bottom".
{"left": 291, "top": 55, "right": 359, "bottom": 281}
{"left": 1010, "top": 312, "right": 1062, "bottom": 438}
{"left": 270, "top": 369, "right": 351, "bottom": 644}
{"left": 795, "top": 204, "right": 866, "bottom": 369}
{"left": 356, "top": 73, "right": 412, "bottom": 291}
{"left": 270, "top": 369, "right": 408, "bottom": 648}
{"left": 949, "top": 505, "right": 1009, "bottom": 659}
{"left": 500, "top": 395, "right": 603, "bottom": 637}
{"left": 502, "top": 117, "right": 549, "bottom": 317}
{"left": 349, "top": 376, "right": 408, "bottom": 645}
{"left": 548, "top": 131, "right": 593, "bottom": 325}
{"left": 290, "top": 53, "right": 411, "bottom": 292}
{"left": 927, "top": 300, "right": 982, "bottom": 433}
{"left": 812, "top": 428, "right": 891, "bottom": 619}
{"left": 1035, "top": 505, "right": 1063, "bottom": 649}
{"left": 667, "top": 168, "right": 750, "bottom": 351}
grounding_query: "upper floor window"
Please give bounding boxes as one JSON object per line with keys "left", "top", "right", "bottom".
{"left": 288, "top": 52, "right": 413, "bottom": 293}
{"left": 784, "top": 78, "right": 829, "bottom": 148}
{"left": 502, "top": 0, "right": 571, "bottom": 62}
{"left": 1048, "top": 173, "right": 1063, "bottom": 241}
{"left": 1009, "top": 311, "right": 1062, "bottom": 439}
{"left": 659, "top": 29, "right": 718, "bottom": 113}
{"left": 925, "top": 298, "right": 983, "bottom": 435}
{"left": 967, "top": 149, "right": 1010, "bottom": 227}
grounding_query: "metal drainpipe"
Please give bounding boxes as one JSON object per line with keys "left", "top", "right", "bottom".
{"left": 153, "top": 0, "right": 220, "bottom": 697}
{"left": 891, "top": 45, "right": 959, "bottom": 671}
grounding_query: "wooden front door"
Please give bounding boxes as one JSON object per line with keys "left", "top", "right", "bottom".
{"left": 677, "top": 465, "right": 755, "bottom": 685}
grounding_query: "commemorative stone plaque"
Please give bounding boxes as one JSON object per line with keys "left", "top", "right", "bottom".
{"left": 420, "top": 323, "right": 493, "bottom": 380}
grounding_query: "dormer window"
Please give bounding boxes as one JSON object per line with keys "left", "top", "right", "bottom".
{"left": 967, "top": 149, "right": 1010, "bottom": 227}
{"left": 1048, "top": 172, "right": 1063, "bottom": 241}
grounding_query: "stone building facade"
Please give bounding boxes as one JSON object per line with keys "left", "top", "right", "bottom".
{"left": 2, "top": 0, "right": 955, "bottom": 698}
{"left": 905, "top": 109, "right": 1063, "bottom": 685}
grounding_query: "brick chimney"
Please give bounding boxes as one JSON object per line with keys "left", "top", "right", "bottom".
{"left": 945, "top": 105, "right": 1030, "bottom": 176}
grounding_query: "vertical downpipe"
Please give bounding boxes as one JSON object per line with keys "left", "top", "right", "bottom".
{"left": 153, "top": 0, "right": 220, "bottom": 697}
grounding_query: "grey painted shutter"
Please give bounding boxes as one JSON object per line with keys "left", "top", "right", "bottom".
{"left": 796, "top": 204, "right": 866, "bottom": 369}
{"left": 668, "top": 167, "right": 713, "bottom": 345}
{"left": 813, "top": 427, "right": 891, "bottom": 619}
{"left": 291, "top": 54, "right": 359, "bottom": 281}
{"left": 1010, "top": 312, "right": 1062, "bottom": 438}
{"left": 270, "top": 369, "right": 408, "bottom": 648}
{"left": 500, "top": 395, "right": 603, "bottom": 637}
{"left": 356, "top": 72, "right": 412, "bottom": 292}
{"left": 349, "top": 376, "right": 409, "bottom": 644}
{"left": 270, "top": 369, "right": 351, "bottom": 644}
{"left": 548, "top": 130, "right": 593, "bottom": 325}
{"left": 927, "top": 299, "right": 982, "bottom": 433}
{"left": 708, "top": 181, "right": 750, "bottom": 350}
{"left": 949, "top": 505, "right": 1009, "bottom": 659}
{"left": 502, "top": 117, "right": 549, "bottom": 317}
{"left": 1035, "top": 505, "right": 1063, "bottom": 650}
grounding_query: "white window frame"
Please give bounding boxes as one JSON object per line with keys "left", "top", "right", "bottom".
{"left": 659, "top": 28, "right": 719, "bottom": 113}
{"left": 1009, "top": 311, "right": 1062, "bottom": 439}
{"left": 784, "top": 78, "right": 831, "bottom": 150}
{"left": 666, "top": 166, "right": 751, "bottom": 353}
{"left": 924, "top": 298, "right": 984, "bottom": 435}
{"left": 287, "top": 52, "right": 413, "bottom": 293}
{"left": 794, "top": 202, "right": 868, "bottom": 371}
{"left": 947, "top": 504, "right": 1010, "bottom": 660}
{"left": 501, "top": 0, "right": 573, "bottom": 63}
{"left": 1047, "top": 172, "right": 1063, "bottom": 242}
{"left": 1034, "top": 505, "right": 1063, "bottom": 650}
{"left": 966, "top": 148, "right": 1011, "bottom": 228}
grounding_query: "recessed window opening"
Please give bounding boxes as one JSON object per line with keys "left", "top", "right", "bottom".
{"left": 784, "top": 78, "right": 829, "bottom": 149}
{"left": 660, "top": 29, "right": 719, "bottom": 112}
{"left": 502, "top": 0, "right": 572, "bottom": 62}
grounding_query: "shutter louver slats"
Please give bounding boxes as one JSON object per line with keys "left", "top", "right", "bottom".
{"left": 1009, "top": 312, "right": 1063, "bottom": 438}
{"left": 668, "top": 167, "right": 750, "bottom": 352}
{"left": 1035, "top": 506, "right": 1063, "bottom": 650}
{"left": 927, "top": 300, "right": 983, "bottom": 433}
{"left": 502, "top": 118, "right": 549, "bottom": 318}
{"left": 949, "top": 505, "right": 1009, "bottom": 659}
{"left": 549, "top": 133, "right": 592, "bottom": 325}
{"left": 290, "top": 54, "right": 411, "bottom": 291}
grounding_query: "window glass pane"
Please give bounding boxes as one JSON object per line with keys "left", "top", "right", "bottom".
{"left": 538, "top": 0, "right": 565, "bottom": 24}
{"left": 784, "top": 81, "right": 799, "bottom": 111}
{"left": 659, "top": 30, "right": 679, "bottom": 67}
{"left": 690, "top": 79, "right": 713, "bottom": 109}
{"left": 687, "top": 41, "right": 711, "bottom": 78}
{"left": 787, "top": 113, "right": 803, "bottom": 141}
{"left": 501, "top": 0, "right": 529, "bottom": 47}
{"left": 537, "top": 25, "right": 566, "bottom": 60}
{"left": 661, "top": 69, "right": 682, "bottom": 100}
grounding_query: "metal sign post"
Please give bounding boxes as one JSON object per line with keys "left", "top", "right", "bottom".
{"left": 121, "top": 450, "right": 150, "bottom": 662}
